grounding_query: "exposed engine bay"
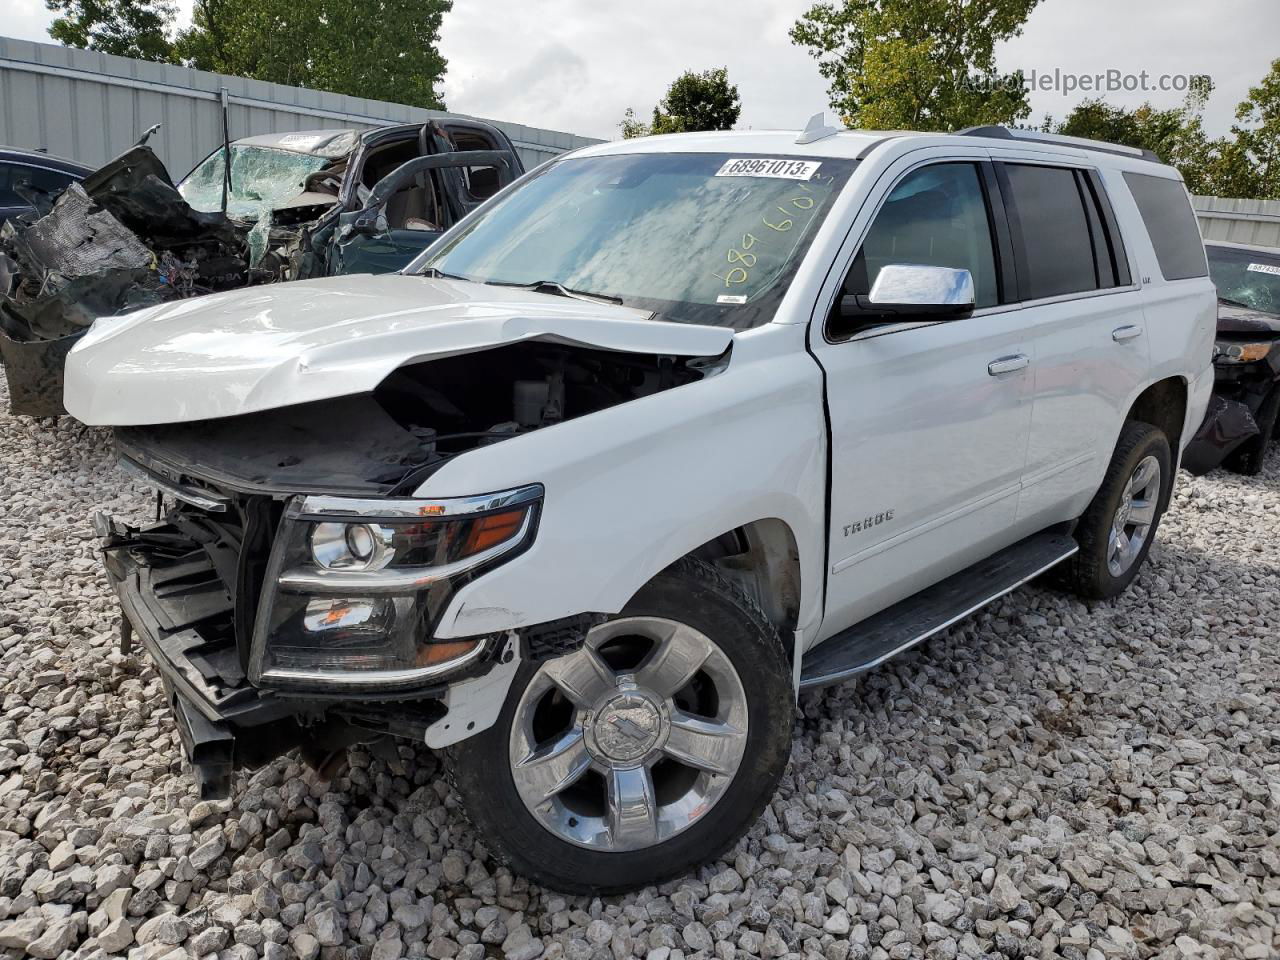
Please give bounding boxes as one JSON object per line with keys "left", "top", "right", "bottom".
{"left": 116, "top": 341, "right": 719, "bottom": 495}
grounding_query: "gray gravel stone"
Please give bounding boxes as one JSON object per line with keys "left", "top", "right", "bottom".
{"left": 96, "top": 916, "right": 133, "bottom": 953}
{"left": 25, "top": 917, "right": 78, "bottom": 958}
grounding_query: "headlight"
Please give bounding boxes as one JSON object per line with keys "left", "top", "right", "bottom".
{"left": 1214, "top": 340, "right": 1274, "bottom": 364}
{"left": 250, "top": 485, "right": 541, "bottom": 689}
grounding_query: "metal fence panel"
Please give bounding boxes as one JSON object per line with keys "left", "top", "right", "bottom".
{"left": 1193, "top": 195, "right": 1280, "bottom": 250}
{"left": 0, "top": 35, "right": 600, "bottom": 178}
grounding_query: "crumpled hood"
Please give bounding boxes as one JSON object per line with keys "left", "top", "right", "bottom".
{"left": 64, "top": 274, "right": 734, "bottom": 425}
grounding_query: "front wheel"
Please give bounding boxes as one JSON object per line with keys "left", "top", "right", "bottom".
{"left": 446, "top": 558, "right": 794, "bottom": 894}
{"left": 1064, "top": 420, "right": 1172, "bottom": 601}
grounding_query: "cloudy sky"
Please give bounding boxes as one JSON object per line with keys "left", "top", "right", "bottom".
{"left": 6, "top": 0, "right": 1278, "bottom": 141}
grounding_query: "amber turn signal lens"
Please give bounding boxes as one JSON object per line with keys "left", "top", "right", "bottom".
{"left": 462, "top": 507, "right": 528, "bottom": 556}
{"left": 415, "top": 639, "right": 481, "bottom": 667}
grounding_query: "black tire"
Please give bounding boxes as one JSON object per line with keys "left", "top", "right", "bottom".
{"left": 1064, "top": 420, "right": 1172, "bottom": 601}
{"left": 1225, "top": 386, "right": 1280, "bottom": 476}
{"left": 445, "top": 557, "right": 794, "bottom": 894}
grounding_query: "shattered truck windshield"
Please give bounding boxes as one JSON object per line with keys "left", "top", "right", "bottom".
{"left": 1207, "top": 245, "right": 1280, "bottom": 316}
{"left": 417, "top": 152, "right": 856, "bottom": 329}
{"left": 179, "top": 145, "right": 331, "bottom": 219}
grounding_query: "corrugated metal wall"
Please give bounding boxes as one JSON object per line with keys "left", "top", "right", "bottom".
{"left": 0, "top": 36, "right": 600, "bottom": 177}
{"left": 1194, "top": 194, "right": 1280, "bottom": 249}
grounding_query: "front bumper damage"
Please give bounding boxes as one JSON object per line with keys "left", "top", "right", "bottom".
{"left": 97, "top": 510, "right": 541, "bottom": 799}
{"left": 1182, "top": 394, "right": 1260, "bottom": 476}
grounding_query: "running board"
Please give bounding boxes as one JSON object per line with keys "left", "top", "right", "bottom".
{"left": 799, "top": 532, "right": 1078, "bottom": 690}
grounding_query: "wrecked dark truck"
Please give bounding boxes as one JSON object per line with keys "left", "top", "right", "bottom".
{"left": 1183, "top": 240, "right": 1280, "bottom": 475}
{"left": 0, "top": 119, "right": 522, "bottom": 416}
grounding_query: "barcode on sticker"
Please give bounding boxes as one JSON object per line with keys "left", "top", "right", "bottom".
{"left": 715, "top": 158, "right": 821, "bottom": 180}
{"left": 717, "top": 294, "right": 747, "bottom": 304}
{"left": 1247, "top": 262, "right": 1280, "bottom": 277}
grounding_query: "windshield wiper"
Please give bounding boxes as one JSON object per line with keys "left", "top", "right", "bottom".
{"left": 485, "top": 278, "right": 623, "bottom": 305}
{"left": 1218, "top": 296, "right": 1254, "bottom": 309}
{"left": 420, "top": 266, "right": 470, "bottom": 281}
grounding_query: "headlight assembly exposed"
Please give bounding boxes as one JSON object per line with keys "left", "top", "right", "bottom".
{"left": 250, "top": 485, "right": 542, "bottom": 689}
{"left": 1214, "top": 340, "right": 1274, "bottom": 364}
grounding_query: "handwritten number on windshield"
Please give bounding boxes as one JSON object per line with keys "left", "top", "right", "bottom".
{"left": 715, "top": 191, "right": 822, "bottom": 289}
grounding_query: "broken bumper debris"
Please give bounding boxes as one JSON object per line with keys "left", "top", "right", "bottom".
{"left": 1182, "top": 394, "right": 1261, "bottom": 476}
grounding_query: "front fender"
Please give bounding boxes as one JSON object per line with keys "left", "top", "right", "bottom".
{"left": 417, "top": 327, "right": 827, "bottom": 646}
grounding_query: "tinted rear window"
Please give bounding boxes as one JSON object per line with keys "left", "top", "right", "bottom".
{"left": 1003, "top": 164, "right": 1098, "bottom": 300}
{"left": 1123, "top": 172, "right": 1207, "bottom": 281}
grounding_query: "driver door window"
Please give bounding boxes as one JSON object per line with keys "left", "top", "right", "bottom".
{"left": 832, "top": 163, "right": 999, "bottom": 339}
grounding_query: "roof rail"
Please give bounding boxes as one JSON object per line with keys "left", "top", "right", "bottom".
{"left": 955, "top": 125, "right": 1162, "bottom": 164}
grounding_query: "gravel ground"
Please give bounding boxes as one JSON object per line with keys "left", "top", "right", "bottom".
{"left": 0, "top": 373, "right": 1277, "bottom": 960}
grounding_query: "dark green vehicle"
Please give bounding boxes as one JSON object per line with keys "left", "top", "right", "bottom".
{"left": 178, "top": 118, "right": 524, "bottom": 277}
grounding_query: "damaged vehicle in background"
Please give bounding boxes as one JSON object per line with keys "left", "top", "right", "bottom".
{"left": 66, "top": 123, "right": 1212, "bottom": 893}
{"left": 0, "top": 118, "right": 522, "bottom": 416}
{"left": 1183, "top": 241, "right": 1280, "bottom": 475}
{"left": 0, "top": 145, "right": 92, "bottom": 226}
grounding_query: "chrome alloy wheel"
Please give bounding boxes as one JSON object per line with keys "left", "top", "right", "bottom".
{"left": 508, "top": 617, "right": 749, "bottom": 852}
{"left": 1107, "top": 454, "right": 1161, "bottom": 577}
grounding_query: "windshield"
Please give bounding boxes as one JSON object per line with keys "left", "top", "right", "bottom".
{"left": 1207, "top": 244, "right": 1280, "bottom": 316}
{"left": 178, "top": 145, "right": 332, "bottom": 218}
{"left": 416, "top": 152, "right": 856, "bottom": 329}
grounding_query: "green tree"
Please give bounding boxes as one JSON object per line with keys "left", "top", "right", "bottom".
{"left": 619, "top": 107, "right": 650, "bottom": 140}
{"left": 45, "top": 0, "right": 176, "bottom": 62}
{"left": 651, "top": 67, "right": 741, "bottom": 134}
{"left": 620, "top": 67, "right": 741, "bottom": 138}
{"left": 1232, "top": 58, "right": 1280, "bottom": 200}
{"left": 790, "top": 0, "right": 1042, "bottom": 131}
{"left": 174, "top": 0, "right": 450, "bottom": 109}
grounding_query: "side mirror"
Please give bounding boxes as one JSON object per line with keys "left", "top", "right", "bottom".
{"left": 840, "top": 264, "right": 976, "bottom": 322}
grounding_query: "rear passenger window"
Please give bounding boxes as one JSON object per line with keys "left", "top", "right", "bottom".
{"left": 1002, "top": 164, "right": 1099, "bottom": 300}
{"left": 7, "top": 164, "right": 77, "bottom": 198}
{"left": 1123, "top": 172, "right": 1208, "bottom": 281}
{"left": 843, "top": 162, "right": 1000, "bottom": 310}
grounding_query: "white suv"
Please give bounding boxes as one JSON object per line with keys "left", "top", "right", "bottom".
{"left": 67, "top": 121, "right": 1215, "bottom": 893}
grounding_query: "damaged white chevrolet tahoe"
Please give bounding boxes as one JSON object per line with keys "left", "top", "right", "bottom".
{"left": 66, "top": 121, "right": 1215, "bottom": 893}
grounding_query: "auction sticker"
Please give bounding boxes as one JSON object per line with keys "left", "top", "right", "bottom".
{"left": 715, "top": 158, "right": 821, "bottom": 180}
{"left": 1247, "top": 262, "right": 1280, "bottom": 277}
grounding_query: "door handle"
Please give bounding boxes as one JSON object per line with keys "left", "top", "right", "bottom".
{"left": 1112, "top": 324, "right": 1143, "bottom": 342}
{"left": 988, "top": 354, "right": 1030, "bottom": 376}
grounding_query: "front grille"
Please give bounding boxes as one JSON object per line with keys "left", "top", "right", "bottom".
{"left": 131, "top": 458, "right": 282, "bottom": 671}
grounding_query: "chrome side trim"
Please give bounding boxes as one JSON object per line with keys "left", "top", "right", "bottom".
{"left": 259, "top": 635, "right": 489, "bottom": 689}
{"left": 119, "top": 456, "right": 230, "bottom": 513}
{"left": 293, "top": 483, "right": 544, "bottom": 520}
{"left": 277, "top": 510, "right": 534, "bottom": 593}
{"left": 801, "top": 541, "right": 1078, "bottom": 690}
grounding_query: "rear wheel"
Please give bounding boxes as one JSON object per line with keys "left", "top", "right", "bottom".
{"left": 1065, "top": 421, "right": 1172, "bottom": 600}
{"left": 446, "top": 558, "right": 793, "bottom": 894}
{"left": 1226, "top": 386, "right": 1280, "bottom": 476}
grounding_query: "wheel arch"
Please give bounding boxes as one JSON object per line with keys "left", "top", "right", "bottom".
{"left": 641, "top": 517, "right": 805, "bottom": 673}
{"left": 1125, "top": 375, "right": 1188, "bottom": 460}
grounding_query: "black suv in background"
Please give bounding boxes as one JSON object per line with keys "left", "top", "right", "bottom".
{"left": 0, "top": 147, "right": 92, "bottom": 225}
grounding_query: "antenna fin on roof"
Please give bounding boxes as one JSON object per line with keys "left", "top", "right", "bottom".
{"left": 796, "top": 112, "right": 842, "bottom": 145}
